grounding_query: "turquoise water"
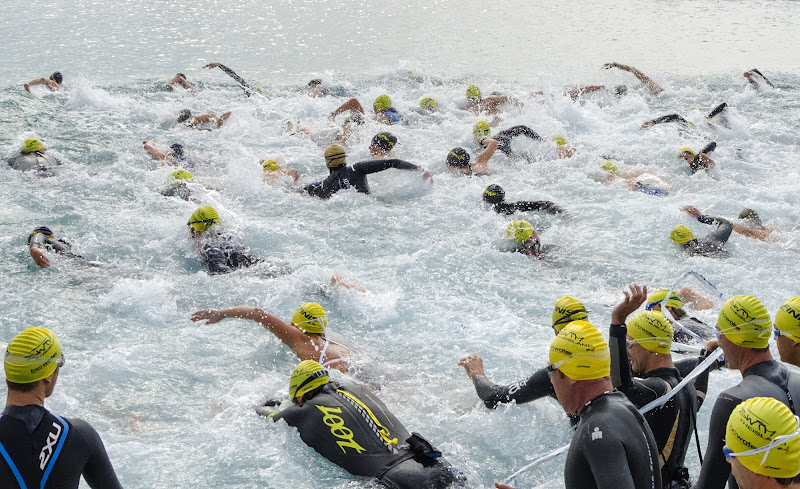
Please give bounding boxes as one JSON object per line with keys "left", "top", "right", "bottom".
{"left": 2, "top": 1, "right": 800, "bottom": 488}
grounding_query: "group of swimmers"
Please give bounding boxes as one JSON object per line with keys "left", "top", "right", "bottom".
{"left": 4, "top": 64, "right": 795, "bottom": 489}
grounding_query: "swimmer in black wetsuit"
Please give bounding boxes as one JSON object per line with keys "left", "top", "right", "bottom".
{"left": 27, "top": 227, "right": 86, "bottom": 268}
{"left": 445, "top": 140, "right": 498, "bottom": 177}
{"left": 743, "top": 69, "right": 775, "bottom": 89}
{"left": 262, "top": 361, "right": 465, "bottom": 489}
{"left": 202, "top": 62, "right": 261, "bottom": 96}
{"left": 1, "top": 327, "right": 123, "bottom": 489}
{"left": 670, "top": 205, "right": 733, "bottom": 258}
{"left": 694, "top": 295, "right": 800, "bottom": 489}
{"left": 187, "top": 205, "right": 266, "bottom": 275}
{"left": 679, "top": 142, "right": 716, "bottom": 174}
{"left": 473, "top": 121, "right": 575, "bottom": 160}
{"left": 6, "top": 139, "right": 62, "bottom": 176}
{"left": 160, "top": 169, "right": 194, "bottom": 201}
{"left": 482, "top": 184, "right": 564, "bottom": 215}
{"left": 304, "top": 144, "right": 432, "bottom": 199}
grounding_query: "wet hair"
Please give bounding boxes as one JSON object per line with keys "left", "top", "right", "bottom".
{"left": 50, "top": 72, "right": 63, "bottom": 84}
{"left": 176, "top": 73, "right": 187, "bottom": 80}
{"left": 776, "top": 473, "right": 800, "bottom": 486}
{"left": 6, "top": 380, "right": 38, "bottom": 392}
{"left": 169, "top": 143, "right": 184, "bottom": 156}
{"left": 177, "top": 109, "right": 192, "bottom": 123}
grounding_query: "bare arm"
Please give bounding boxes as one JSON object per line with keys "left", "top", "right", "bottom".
{"left": 329, "top": 98, "right": 365, "bottom": 120}
{"left": 191, "top": 307, "right": 310, "bottom": 351}
{"left": 143, "top": 141, "right": 167, "bottom": 161}
{"left": 697, "top": 153, "right": 715, "bottom": 170}
{"left": 30, "top": 246, "right": 50, "bottom": 268}
{"left": 603, "top": 62, "right": 663, "bottom": 94}
{"left": 166, "top": 75, "right": 196, "bottom": 93}
{"left": 24, "top": 78, "right": 60, "bottom": 92}
{"left": 677, "top": 286, "right": 713, "bottom": 310}
{"left": 566, "top": 85, "right": 606, "bottom": 100}
{"left": 472, "top": 138, "right": 498, "bottom": 175}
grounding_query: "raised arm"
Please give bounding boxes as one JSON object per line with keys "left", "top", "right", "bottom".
{"left": 190, "top": 307, "right": 308, "bottom": 350}
{"left": 329, "top": 98, "right": 365, "bottom": 120}
{"left": 604, "top": 62, "right": 663, "bottom": 94}
{"left": 566, "top": 85, "right": 607, "bottom": 100}
{"left": 143, "top": 140, "right": 167, "bottom": 161}
{"left": 471, "top": 138, "right": 498, "bottom": 176}
{"left": 203, "top": 62, "right": 258, "bottom": 95}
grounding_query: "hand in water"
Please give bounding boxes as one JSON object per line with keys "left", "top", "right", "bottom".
{"left": 681, "top": 205, "right": 701, "bottom": 217}
{"left": 190, "top": 309, "right": 223, "bottom": 325}
{"left": 422, "top": 170, "right": 434, "bottom": 183}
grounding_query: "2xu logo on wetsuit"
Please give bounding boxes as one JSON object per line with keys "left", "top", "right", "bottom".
{"left": 40, "top": 422, "right": 62, "bottom": 470}
{"left": 316, "top": 405, "right": 367, "bottom": 454}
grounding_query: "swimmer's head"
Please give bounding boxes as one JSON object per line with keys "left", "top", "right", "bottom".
{"left": 482, "top": 184, "right": 505, "bottom": 205}
{"left": 646, "top": 289, "right": 683, "bottom": 311}
{"left": 170, "top": 169, "right": 193, "bottom": 183}
{"left": 507, "top": 220, "right": 534, "bottom": 243}
{"left": 445, "top": 147, "right": 471, "bottom": 169}
{"left": 4, "top": 327, "right": 63, "bottom": 384}
{"left": 466, "top": 84, "right": 482, "bottom": 100}
{"left": 342, "top": 114, "right": 365, "bottom": 127}
{"left": 551, "top": 135, "right": 568, "bottom": 146}
{"left": 261, "top": 160, "right": 280, "bottom": 172}
{"left": 289, "top": 360, "right": 330, "bottom": 400}
{"left": 21, "top": 138, "right": 45, "bottom": 154}
{"left": 717, "top": 295, "right": 771, "bottom": 349}
{"left": 169, "top": 143, "right": 184, "bottom": 157}
{"left": 670, "top": 224, "right": 694, "bottom": 244}
{"left": 473, "top": 120, "right": 491, "bottom": 141}
{"left": 678, "top": 148, "right": 696, "bottom": 160}
{"left": 627, "top": 311, "right": 673, "bottom": 354}
{"left": 775, "top": 298, "right": 800, "bottom": 343}
{"left": 188, "top": 205, "right": 219, "bottom": 232}
{"left": 28, "top": 226, "right": 54, "bottom": 242}
{"left": 738, "top": 208, "right": 762, "bottom": 226}
{"left": 552, "top": 296, "right": 589, "bottom": 333}
{"left": 176, "top": 73, "right": 187, "bottom": 80}
{"left": 373, "top": 94, "right": 392, "bottom": 111}
{"left": 614, "top": 85, "right": 628, "bottom": 96}
{"left": 725, "top": 397, "right": 800, "bottom": 479}
{"left": 370, "top": 132, "right": 397, "bottom": 153}
{"left": 177, "top": 109, "right": 192, "bottom": 123}
{"left": 50, "top": 72, "right": 63, "bottom": 85}
{"left": 308, "top": 79, "right": 322, "bottom": 87}
{"left": 419, "top": 97, "right": 437, "bottom": 112}
{"left": 600, "top": 161, "right": 618, "bottom": 174}
{"left": 548, "top": 321, "right": 610, "bottom": 381}
{"left": 291, "top": 303, "right": 327, "bottom": 334}
{"left": 324, "top": 144, "right": 347, "bottom": 168}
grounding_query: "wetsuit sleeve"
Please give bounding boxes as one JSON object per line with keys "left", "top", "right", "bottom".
{"left": 697, "top": 215, "right": 733, "bottom": 246}
{"left": 695, "top": 393, "right": 741, "bottom": 489}
{"left": 511, "top": 201, "right": 563, "bottom": 214}
{"left": 470, "top": 368, "right": 554, "bottom": 409}
{"left": 352, "top": 159, "right": 419, "bottom": 175}
{"left": 495, "top": 126, "right": 542, "bottom": 142}
{"left": 609, "top": 324, "right": 632, "bottom": 389}
{"left": 202, "top": 245, "right": 234, "bottom": 274}
{"left": 214, "top": 64, "right": 257, "bottom": 95}
{"left": 69, "top": 419, "right": 123, "bottom": 489}
{"left": 304, "top": 175, "right": 337, "bottom": 199}
{"left": 650, "top": 114, "right": 690, "bottom": 126}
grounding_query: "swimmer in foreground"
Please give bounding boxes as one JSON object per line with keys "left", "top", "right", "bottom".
{"left": 1, "top": 328, "right": 123, "bottom": 488}
{"left": 602, "top": 62, "right": 663, "bottom": 94}
{"left": 724, "top": 397, "right": 800, "bottom": 489}
{"left": 23, "top": 72, "right": 63, "bottom": 92}
{"left": 6, "top": 138, "right": 63, "bottom": 175}
{"left": 670, "top": 205, "right": 733, "bottom": 258}
{"left": 191, "top": 303, "right": 353, "bottom": 372}
{"left": 743, "top": 69, "right": 775, "bottom": 89}
{"left": 732, "top": 208, "right": 778, "bottom": 242}
{"left": 143, "top": 141, "right": 199, "bottom": 169}
{"left": 678, "top": 142, "right": 716, "bottom": 174}
{"left": 202, "top": 62, "right": 261, "bottom": 96}
{"left": 304, "top": 144, "right": 432, "bottom": 199}
{"left": 27, "top": 226, "right": 87, "bottom": 268}
{"left": 482, "top": 184, "right": 564, "bottom": 215}
{"left": 495, "top": 321, "right": 662, "bottom": 489}
{"left": 329, "top": 94, "right": 408, "bottom": 125}
{"left": 165, "top": 73, "right": 196, "bottom": 93}
{"left": 261, "top": 159, "right": 300, "bottom": 182}
{"left": 459, "top": 296, "right": 589, "bottom": 410}
{"left": 176, "top": 109, "right": 231, "bottom": 130}
{"left": 445, "top": 139, "right": 498, "bottom": 177}
{"left": 459, "top": 84, "right": 520, "bottom": 115}
{"left": 773, "top": 298, "right": 800, "bottom": 369}
{"left": 694, "top": 295, "right": 800, "bottom": 489}
{"left": 187, "top": 206, "right": 264, "bottom": 275}
{"left": 260, "top": 361, "right": 466, "bottom": 488}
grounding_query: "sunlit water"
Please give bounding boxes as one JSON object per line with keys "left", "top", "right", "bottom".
{"left": 2, "top": 0, "right": 800, "bottom": 488}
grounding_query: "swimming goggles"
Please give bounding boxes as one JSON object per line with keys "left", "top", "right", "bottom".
{"left": 715, "top": 319, "right": 772, "bottom": 340}
{"left": 4, "top": 353, "right": 65, "bottom": 368}
{"left": 546, "top": 356, "right": 571, "bottom": 378}
{"left": 723, "top": 418, "right": 800, "bottom": 465}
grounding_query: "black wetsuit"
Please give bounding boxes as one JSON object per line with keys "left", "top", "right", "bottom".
{"left": 689, "top": 142, "right": 717, "bottom": 174}
{"left": 0, "top": 405, "right": 122, "bottom": 489}
{"left": 695, "top": 360, "right": 800, "bottom": 489}
{"left": 304, "top": 159, "right": 422, "bottom": 199}
{"left": 649, "top": 114, "right": 693, "bottom": 128}
{"left": 672, "top": 316, "right": 714, "bottom": 344}
{"left": 490, "top": 126, "right": 541, "bottom": 157}
{"left": 271, "top": 382, "right": 464, "bottom": 489}
{"left": 490, "top": 201, "right": 563, "bottom": 216}
{"left": 198, "top": 232, "right": 261, "bottom": 275}
{"left": 212, "top": 64, "right": 259, "bottom": 97}
{"left": 160, "top": 183, "right": 191, "bottom": 201}
{"left": 28, "top": 231, "right": 83, "bottom": 261}
{"left": 680, "top": 215, "right": 733, "bottom": 258}
{"left": 565, "top": 391, "right": 661, "bottom": 489}
{"left": 471, "top": 368, "right": 554, "bottom": 409}
{"left": 610, "top": 324, "right": 710, "bottom": 488}
{"left": 7, "top": 152, "right": 62, "bottom": 176}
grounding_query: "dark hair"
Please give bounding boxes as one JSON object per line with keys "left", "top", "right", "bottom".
{"left": 667, "top": 306, "right": 687, "bottom": 320}
{"left": 176, "top": 73, "right": 187, "bottom": 80}
{"left": 777, "top": 473, "right": 800, "bottom": 486}
{"left": 6, "top": 379, "right": 38, "bottom": 392}
{"left": 177, "top": 109, "right": 192, "bottom": 123}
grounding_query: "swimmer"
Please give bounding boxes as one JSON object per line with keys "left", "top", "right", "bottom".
{"left": 645, "top": 287, "right": 714, "bottom": 342}
{"left": 1, "top": 328, "right": 123, "bottom": 489}
{"left": 706, "top": 102, "right": 731, "bottom": 129}
{"left": 641, "top": 114, "right": 694, "bottom": 130}
{"left": 417, "top": 97, "right": 438, "bottom": 114}
{"left": 743, "top": 68, "right": 775, "bottom": 89}
{"left": 23, "top": 72, "right": 63, "bottom": 92}
{"left": 6, "top": 138, "right": 62, "bottom": 176}
{"left": 368, "top": 132, "right": 398, "bottom": 159}
{"left": 288, "top": 113, "right": 365, "bottom": 147}
{"left": 329, "top": 95, "right": 408, "bottom": 125}
{"left": 165, "top": 73, "right": 196, "bottom": 93}
{"left": 27, "top": 227, "right": 86, "bottom": 268}
{"left": 670, "top": 206, "right": 733, "bottom": 258}
{"left": 733, "top": 208, "right": 778, "bottom": 242}
{"left": 495, "top": 322, "right": 662, "bottom": 489}
{"left": 202, "top": 62, "right": 261, "bottom": 96}
{"left": 679, "top": 142, "right": 716, "bottom": 174}
{"left": 306, "top": 78, "right": 330, "bottom": 97}
{"left": 694, "top": 295, "right": 800, "bottom": 489}
{"left": 773, "top": 298, "right": 800, "bottom": 369}
{"left": 474, "top": 121, "right": 575, "bottom": 160}
{"left": 504, "top": 220, "right": 548, "bottom": 259}
{"left": 599, "top": 161, "right": 670, "bottom": 196}
{"left": 160, "top": 169, "right": 194, "bottom": 200}
{"left": 187, "top": 206, "right": 264, "bottom": 275}
{"left": 445, "top": 140, "right": 498, "bottom": 177}
{"left": 143, "top": 141, "right": 200, "bottom": 169}
{"left": 565, "top": 84, "right": 628, "bottom": 100}
{"left": 602, "top": 62, "right": 663, "bottom": 94}
{"left": 191, "top": 302, "right": 353, "bottom": 372}
{"left": 176, "top": 109, "right": 231, "bottom": 130}
{"left": 482, "top": 184, "right": 564, "bottom": 215}
{"left": 260, "top": 361, "right": 466, "bottom": 488}
{"left": 261, "top": 159, "right": 300, "bottom": 182}
{"left": 460, "top": 84, "right": 520, "bottom": 115}
{"left": 724, "top": 398, "right": 800, "bottom": 489}
{"left": 304, "top": 144, "right": 432, "bottom": 199}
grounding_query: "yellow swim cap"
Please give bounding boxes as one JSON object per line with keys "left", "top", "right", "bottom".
{"left": 21, "top": 139, "right": 45, "bottom": 154}
{"left": 549, "top": 321, "right": 610, "bottom": 381}
{"left": 324, "top": 144, "right": 347, "bottom": 168}
{"left": 600, "top": 161, "right": 618, "bottom": 174}
{"left": 170, "top": 169, "right": 193, "bottom": 182}
{"left": 420, "top": 97, "right": 437, "bottom": 110}
{"left": 552, "top": 296, "right": 589, "bottom": 332}
{"left": 628, "top": 311, "right": 673, "bottom": 354}
{"left": 473, "top": 120, "right": 491, "bottom": 140}
{"left": 4, "top": 328, "right": 63, "bottom": 384}
{"left": 261, "top": 160, "right": 280, "bottom": 172}
{"left": 718, "top": 295, "right": 771, "bottom": 348}
{"left": 775, "top": 297, "right": 800, "bottom": 343}
{"left": 373, "top": 94, "right": 392, "bottom": 111}
{"left": 725, "top": 397, "right": 800, "bottom": 478}
{"left": 670, "top": 224, "right": 694, "bottom": 244}
{"left": 466, "top": 84, "right": 482, "bottom": 100}
{"left": 679, "top": 148, "right": 697, "bottom": 158}
{"left": 291, "top": 303, "right": 327, "bottom": 334}
{"left": 647, "top": 289, "right": 683, "bottom": 310}
{"left": 552, "top": 135, "right": 568, "bottom": 146}
{"left": 507, "top": 220, "right": 534, "bottom": 243}
{"left": 289, "top": 360, "right": 330, "bottom": 399}
{"left": 188, "top": 206, "right": 219, "bottom": 232}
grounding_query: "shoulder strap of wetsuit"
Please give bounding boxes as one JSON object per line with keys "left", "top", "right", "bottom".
{"left": 40, "top": 412, "right": 70, "bottom": 489}
{"left": 0, "top": 415, "right": 28, "bottom": 489}
{"left": 0, "top": 412, "right": 69, "bottom": 489}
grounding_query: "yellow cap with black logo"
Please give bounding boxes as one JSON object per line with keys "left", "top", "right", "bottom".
{"left": 717, "top": 295, "right": 771, "bottom": 348}
{"left": 775, "top": 297, "right": 800, "bottom": 343}
{"left": 549, "top": 321, "right": 610, "bottom": 380}
{"left": 291, "top": 303, "right": 327, "bottom": 334}
{"left": 289, "top": 360, "right": 330, "bottom": 399}
{"left": 628, "top": 311, "right": 673, "bottom": 354}
{"left": 4, "top": 328, "right": 63, "bottom": 384}
{"left": 552, "top": 296, "right": 588, "bottom": 332}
